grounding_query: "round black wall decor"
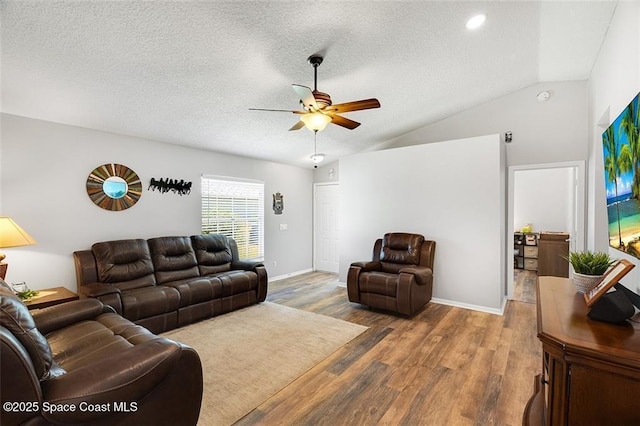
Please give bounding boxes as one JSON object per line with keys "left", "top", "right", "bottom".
{"left": 86, "top": 163, "right": 142, "bottom": 211}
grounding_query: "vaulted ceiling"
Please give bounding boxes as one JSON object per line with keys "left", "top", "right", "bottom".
{"left": 1, "top": 1, "right": 617, "bottom": 168}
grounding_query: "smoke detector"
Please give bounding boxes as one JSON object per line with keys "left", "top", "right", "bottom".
{"left": 536, "top": 91, "right": 550, "bottom": 102}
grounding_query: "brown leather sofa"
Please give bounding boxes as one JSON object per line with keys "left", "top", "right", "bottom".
{"left": 347, "top": 233, "right": 435, "bottom": 315}
{"left": 0, "top": 283, "right": 203, "bottom": 426}
{"left": 73, "top": 234, "right": 267, "bottom": 333}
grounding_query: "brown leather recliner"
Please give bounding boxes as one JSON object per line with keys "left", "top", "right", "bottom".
{"left": 347, "top": 233, "right": 435, "bottom": 315}
{"left": 0, "top": 283, "right": 203, "bottom": 426}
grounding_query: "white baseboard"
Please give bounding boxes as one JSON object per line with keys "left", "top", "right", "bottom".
{"left": 269, "top": 268, "right": 314, "bottom": 282}
{"left": 431, "top": 297, "right": 506, "bottom": 316}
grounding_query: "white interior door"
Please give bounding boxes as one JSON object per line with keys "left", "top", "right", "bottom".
{"left": 314, "top": 183, "right": 339, "bottom": 273}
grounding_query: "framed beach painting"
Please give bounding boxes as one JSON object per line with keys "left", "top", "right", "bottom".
{"left": 602, "top": 91, "right": 640, "bottom": 258}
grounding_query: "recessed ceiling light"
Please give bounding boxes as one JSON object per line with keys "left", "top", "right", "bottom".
{"left": 466, "top": 14, "right": 487, "bottom": 30}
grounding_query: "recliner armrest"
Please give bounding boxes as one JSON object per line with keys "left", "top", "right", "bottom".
{"left": 399, "top": 266, "right": 433, "bottom": 286}
{"left": 32, "top": 299, "right": 106, "bottom": 335}
{"left": 41, "top": 338, "right": 181, "bottom": 424}
{"left": 350, "top": 261, "right": 381, "bottom": 272}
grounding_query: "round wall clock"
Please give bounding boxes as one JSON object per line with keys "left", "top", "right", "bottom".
{"left": 86, "top": 163, "right": 142, "bottom": 211}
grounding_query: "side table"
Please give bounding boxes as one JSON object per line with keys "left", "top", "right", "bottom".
{"left": 23, "top": 286, "right": 79, "bottom": 310}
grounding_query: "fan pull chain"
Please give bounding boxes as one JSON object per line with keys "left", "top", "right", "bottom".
{"left": 314, "top": 131, "right": 319, "bottom": 169}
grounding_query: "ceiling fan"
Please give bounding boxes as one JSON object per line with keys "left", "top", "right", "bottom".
{"left": 250, "top": 55, "right": 381, "bottom": 132}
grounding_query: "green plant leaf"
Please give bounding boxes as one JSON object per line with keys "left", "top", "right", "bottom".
{"left": 564, "top": 251, "right": 616, "bottom": 275}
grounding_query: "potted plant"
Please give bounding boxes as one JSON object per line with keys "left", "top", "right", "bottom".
{"left": 565, "top": 251, "right": 616, "bottom": 293}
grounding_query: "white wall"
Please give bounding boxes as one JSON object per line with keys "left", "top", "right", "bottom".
{"left": 340, "top": 134, "right": 506, "bottom": 313}
{"left": 513, "top": 167, "right": 573, "bottom": 233}
{"left": 313, "top": 160, "right": 339, "bottom": 184}
{"left": 377, "top": 81, "right": 589, "bottom": 286}
{"left": 0, "top": 114, "right": 313, "bottom": 291}
{"left": 587, "top": 1, "right": 640, "bottom": 292}
{"left": 382, "top": 80, "right": 588, "bottom": 168}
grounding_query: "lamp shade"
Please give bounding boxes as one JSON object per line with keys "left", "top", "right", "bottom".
{"left": 301, "top": 113, "right": 332, "bottom": 132}
{"left": 0, "top": 217, "right": 37, "bottom": 248}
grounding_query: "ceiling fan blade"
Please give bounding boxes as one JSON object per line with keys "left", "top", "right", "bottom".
{"left": 292, "top": 84, "right": 319, "bottom": 111}
{"left": 330, "top": 114, "right": 361, "bottom": 130}
{"left": 249, "top": 108, "right": 304, "bottom": 114}
{"left": 289, "top": 120, "right": 306, "bottom": 131}
{"left": 325, "top": 98, "right": 381, "bottom": 114}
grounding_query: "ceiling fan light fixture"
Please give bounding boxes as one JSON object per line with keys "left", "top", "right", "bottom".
{"left": 301, "top": 112, "right": 332, "bottom": 132}
{"left": 466, "top": 13, "right": 487, "bottom": 30}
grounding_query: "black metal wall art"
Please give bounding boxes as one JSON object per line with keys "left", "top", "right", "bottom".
{"left": 148, "top": 177, "right": 192, "bottom": 195}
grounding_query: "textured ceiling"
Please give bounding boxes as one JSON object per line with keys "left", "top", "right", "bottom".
{"left": 1, "top": 1, "right": 616, "bottom": 168}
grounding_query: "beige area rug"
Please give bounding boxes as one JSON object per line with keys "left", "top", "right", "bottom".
{"left": 162, "top": 302, "right": 368, "bottom": 426}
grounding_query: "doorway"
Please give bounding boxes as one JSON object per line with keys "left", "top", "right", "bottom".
{"left": 507, "top": 161, "right": 586, "bottom": 300}
{"left": 313, "top": 183, "right": 340, "bottom": 273}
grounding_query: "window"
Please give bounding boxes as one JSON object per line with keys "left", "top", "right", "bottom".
{"left": 201, "top": 176, "right": 264, "bottom": 260}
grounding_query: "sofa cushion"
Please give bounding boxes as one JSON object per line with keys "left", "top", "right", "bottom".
{"left": 0, "top": 287, "right": 54, "bottom": 380}
{"left": 217, "top": 270, "right": 258, "bottom": 297}
{"left": 162, "top": 277, "right": 223, "bottom": 307}
{"left": 191, "top": 234, "right": 233, "bottom": 275}
{"left": 120, "top": 286, "right": 181, "bottom": 321}
{"left": 46, "top": 312, "right": 160, "bottom": 371}
{"left": 92, "top": 239, "right": 156, "bottom": 290}
{"left": 148, "top": 237, "right": 199, "bottom": 284}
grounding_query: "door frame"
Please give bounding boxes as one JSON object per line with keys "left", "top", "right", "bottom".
{"left": 313, "top": 182, "right": 340, "bottom": 272}
{"left": 507, "top": 160, "right": 586, "bottom": 299}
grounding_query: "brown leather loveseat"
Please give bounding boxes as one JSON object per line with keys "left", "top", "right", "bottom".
{"left": 73, "top": 234, "right": 267, "bottom": 333}
{"left": 347, "top": 232, "right": 435, "bottom": 315}
{"left": 0, "top": 283, "right": 203, "bottom": 425}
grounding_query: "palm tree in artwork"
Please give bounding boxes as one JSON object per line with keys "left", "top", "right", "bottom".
{"left": 603, "top": 125, "right": 632, "bottom": 248}
{"left": 619, "top": 101, "right": 640, "bottom": 198}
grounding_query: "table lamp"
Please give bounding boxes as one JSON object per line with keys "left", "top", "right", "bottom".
{"left": 0, "top": 217, "right": 37, "bottom": 280}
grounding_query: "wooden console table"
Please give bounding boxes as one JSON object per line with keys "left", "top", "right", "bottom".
{"left": 524, "top": 276, "right": 640, "bottom": 425}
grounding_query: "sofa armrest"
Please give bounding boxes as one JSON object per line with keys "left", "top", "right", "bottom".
{"left": 399, "top": 266, "right": 433, "bottom": 286}
{"left": 41, "top": 338, "right": 182, "bottom": 424}
{"left": 351, "top": 261, "right": 381, "bottom": 272}
{"left": 32, "top": 299, "right": 106, "bottom": 335}
{"left": 78, "top": 282, "right": 120, "bottom": 298}
{"left": 77, "top": 283, "right": 123, "bottom": 315}
{"left": 73, "top": 250, "right": 99, "bottom": 287}
{"left": 232, "top": 259, "right": 264, "bottom": 272}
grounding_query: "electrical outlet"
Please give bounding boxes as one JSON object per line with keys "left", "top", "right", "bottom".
{"left": 279, "top": 224, "right": 288, "bottom": 231}
{"left": 273, "top": 260, "right": 277, "bottom": 268}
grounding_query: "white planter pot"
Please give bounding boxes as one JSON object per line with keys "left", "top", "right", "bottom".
{"left": 572, "top": 272, "right": 603, "bottom": 294}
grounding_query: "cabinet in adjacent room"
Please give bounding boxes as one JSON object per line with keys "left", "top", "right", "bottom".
{"left": 537, "top": 232, "right": 569, "bottom": 277}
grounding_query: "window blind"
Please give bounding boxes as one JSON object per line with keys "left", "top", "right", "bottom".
{"left": 201, "top": 176, "right": 264, "bottom": 261}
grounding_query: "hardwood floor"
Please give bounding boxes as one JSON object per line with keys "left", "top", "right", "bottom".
{"left": 236, "top": 272, "right": 541, "bottom": 426}
{"left": 512, "top": 269, "right": 537, "bottom": 304}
